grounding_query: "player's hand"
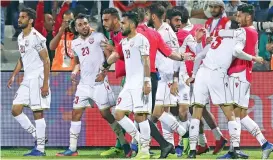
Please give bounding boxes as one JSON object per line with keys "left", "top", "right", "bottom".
{"left": 38, "top": 0, "right": 44, "bottom": 2}
{"left": 100, "top": 40, "right": 114, "bottom": 52}
{"left": 181, "top": 52, "right": 194, "bottom": 61}
{"left": 41, "top": 85, "right": 49, "bottom": 98}
{"left": 253, "top": 56, "right": 264, "bottom": 64}
{"left": 266, "top": 43, "right": 273, "bottom": 52}
{"left": 95, "top": 72, "right": 106, "bottom": 82}
{"left": 7, "top": 76, "right": 15, "bottom": 89}
{"left": 195, "top": 28, "right": 205, "bottom": 43}
{"left": 71, "top": 72, "right": 77, "bottom": 83}
{"left": 186, "top": 77, "right": 195, "bottom": 86}
{"left": 170, "top": 82, "right": 179, "bottom": 96}
{"left": 206, "top": 37, "right": 213, "bottom": 45}
{"left": 60, "top": 21, "right": 69, "bottom": 33}
{"left": 143, "top": 81, "right": 151, "bottom": 95}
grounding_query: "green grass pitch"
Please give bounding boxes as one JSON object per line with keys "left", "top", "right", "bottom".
{"left": 1, "top": 147, "right": 273, "bottom": 159}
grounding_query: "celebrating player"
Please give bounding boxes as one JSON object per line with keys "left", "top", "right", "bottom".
{"left": 218, "top": 4, "right": 273, "bottom": 159}
{"left": 101, "top": 11, "right": 152, "bottom": 159}
{"left": 56, "top": 14, "right": 131, "bottom": 157}
{"left": 186, "top": 23, "right": 264, "bottom": 158}
{"left": 7, "top": 7, "right": 50, "bottom": 156}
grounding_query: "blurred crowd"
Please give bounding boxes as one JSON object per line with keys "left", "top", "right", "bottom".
{"left": 1, "top": 0, "right": 273, "bottom": 70}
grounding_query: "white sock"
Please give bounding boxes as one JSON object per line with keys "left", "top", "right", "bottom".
{"left": 161, "top": 121, "right": 174, "bottom": 146}
{"left": 177, "top": 120, "right": 190, "bottom": 146}
{"left": 35, "top": 118, "right": 46, "bottom": 153}
{"left": 229, "top": 118, "right": 241, "bottom": 152}
{"left": 212, "top": 127, "right": 223, "bottom": 141}
{"left": 198, "top": 133, "right": 207, "bottom": 147}
{"left": 131, "top": 120, "right": 139, "bottom": 144}
{"left": 118, "top": 116, "right": 140, "bottom": 143}
{"left": 189, "top": 118, "right": 200, "bottom": 150}
{"left": 241, "top": 115, "right": 267, "bottom": 146}
{"left": 158, "top": 112, "right": 186, "bottom": 136}
{"left": 69, "top": 121, "right": 81, "bottom": 152}
{"left": 110, "top": 121, "right": 127, "bottom": 145}
{"left": 228, "top": 121, "right": 240, "bottom": 148}
{"left": 139, "top": 120, "right": 151, "bottom": 153}
{"left": 14, "top": 113, "right": 36, "bottom": 139}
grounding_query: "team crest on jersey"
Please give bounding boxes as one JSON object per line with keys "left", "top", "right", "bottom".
{"left": 25, "top": 40, "right": 29, "bottom": 47}
{"left": 235, "top": 82, "right": 239, "bottom": 88}
{"left": 225, "top": 83, "right": 228, "bottom": 87}
{"left": 130, "top": 41, "right": 134, "bottom": 47}
{"left": 89, "top": 37, "right": 94, "bottom": 44}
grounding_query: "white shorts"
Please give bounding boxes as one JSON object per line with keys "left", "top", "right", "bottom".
{"left": 192, "top": 67, "right": 233, "bottom": 106}
{"left": 73, "top": 81, "right": 115, "bottom": 110}
{"left": 115, "top": 87, "right": 152, "bottom": 114}
{"left": 229, "top": 76, "right": 250, "bottom": 109}
{"left": 13, "top": 77, "right": 51, "bottom": 111}
{"left": 178, "top": 80, "right": 190, "bottom": 105}
{"left": 155, "top": 80, "right": 178, "bottom": 106}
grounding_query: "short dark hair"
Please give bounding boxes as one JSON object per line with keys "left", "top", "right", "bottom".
{"left": 237, "top": 4, "right": 255, "bottom": 19}
{"left": 103, "top": 8, "right": 120, "bottom": 20}
{"left": 122, "top": 11, "right": 139, "bottom": 27}
{"left": 133, "top": 8, "right": 145, "bottom": 23}
{"left": 149, "top": 3, "right": 165, "bottom": 20}
{"left": 20, "top": 7, "right": 36, "bottom": 20}
{"left": 156, "top": 1, "right": 172, "bottom": 9}
{"left": 63, "top": 10, "right": 73, "bottom": 19}
{"left": 75, "top": 13, "right": 89, "bottom": 22}
{"left": 173, "top": 6, "right": 189, "bottom": 24}
{"left": 166, "top": 8, "right": 182, "bottom": 21}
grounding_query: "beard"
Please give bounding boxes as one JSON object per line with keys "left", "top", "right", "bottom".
{"left": 79, "top": 29, "right": 90, "bottom": 37}
{"left": 212, "top": 12, "right": 222, "bottom": 18}
{"left": 170, "top": 23, "right": 178, "bottom": 32}
{"left": 147, "top": 19, "right": 154, "bottom": 28}
{"left": 18, "top": 23, "right": 28, "bottom": 29}
{"left": 122, "top": 28, "right": 131, "bottom": 36}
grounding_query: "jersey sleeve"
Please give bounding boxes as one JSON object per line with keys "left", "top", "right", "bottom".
{"left": 115, "top": 43, "right": 124, "bottom": 60}
{"left": 34, "top": 33, "right": 47, "bottom": 53}
{"left": 185, "top": 34, "right": 198, "bottom": 54}
{"left": 139, "top": 36, "right": 150, "bottom": 56}
{"left": 157, "top": 32, "right": 172, "bottom": 57}
{"left": 234, "top": 28, "right": 246, "bottom": 50}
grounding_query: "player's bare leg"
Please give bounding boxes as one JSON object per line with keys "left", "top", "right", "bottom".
{"left": 99, "top": 108, "right": 132, "bottom": 157}
{"left": 56, "top": 108, "right": 85, "bottom": 156}
{"left": 202, "top": 106, "right": 227, "bottom": 155}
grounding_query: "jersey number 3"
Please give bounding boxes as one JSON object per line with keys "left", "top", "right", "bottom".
{"left": 81, "top": 47, "right": 90, "bottom": 56}
{"left": 210, "top": 37, "right": 223, "bottom": 49}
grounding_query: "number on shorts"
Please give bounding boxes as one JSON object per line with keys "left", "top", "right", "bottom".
{"left": 117, "top": 97, "right": 122, "bottom": 105}
{"left": 211, "top": 37, "right": 223, "bottom": 49}
{"left": 74, "top": 96, "right": 79, "bottom": 104}
{"left": 81, "top": 47, "right": 90, "bottom": 56}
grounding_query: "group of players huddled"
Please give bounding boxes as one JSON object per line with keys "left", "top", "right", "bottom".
{"left": 7, "top": 0, "right": 273, "bottom": 159}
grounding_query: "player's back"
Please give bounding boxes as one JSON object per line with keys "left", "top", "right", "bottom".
{"left": 120, "top": 33, "right": 149, "bottom": 89}
{"left": 203, "top": 37, "right": 235, "bottom": 71}
{"left": 72, "top": 32, "right": 106, "bottom": 86}
{"left": 156, "top": 23, "right": 179, "bottom": 76}
{"left": 17, "top": 28, "right": 46, "bottom": 80}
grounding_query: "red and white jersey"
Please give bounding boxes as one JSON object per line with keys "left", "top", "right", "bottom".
{"left": 205, "top": 16, "right": 231, "bottom": 37}
{"left": 18, "top": 28, "right": 47, "bottom": 80}
{"left": 156, "top": 23, "right": 179, "bottom": 77}
{"left": 228, "top": 27, "right": 258, "bottom": 82}
{"left": 116, "top": 33, "right": 150, "bottom": 89}
{"left": 72, "top": 32, "right": 107, "bottom": 86}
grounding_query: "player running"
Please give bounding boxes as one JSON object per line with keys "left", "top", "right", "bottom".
{"left": 7, "top": 7, "right": 50, "bottom": 156}
{"left": 56, "top": 14, "right": 131, "bottom": 157}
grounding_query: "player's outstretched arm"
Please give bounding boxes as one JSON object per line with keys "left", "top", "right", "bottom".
{"left": 71, "top": 56, "right": 80, "bottom": 83}
{"left": 171, "top": 62, "right": 180, "bottom": 96}
{"left": 7, "top": 58, "right": 23, "bottom": 89}
{"left": 40, "top": 49, "right": 50, "bottom": 98}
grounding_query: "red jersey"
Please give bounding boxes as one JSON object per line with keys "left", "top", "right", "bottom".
{"left": 205, "top": 17, "right": 230, "bottom": 37}
{"left": 228, "top": 27, "right": 258, "bottom": 82}
{"left": 137, "top": 24, "right": 172, "bottom": 73}
{"left": 110, "top": 31, "right": 126, "bottom": 78}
